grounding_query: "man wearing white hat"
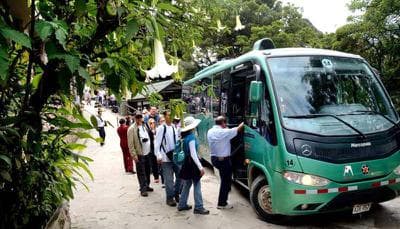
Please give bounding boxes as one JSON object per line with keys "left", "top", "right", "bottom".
{"left": 207, "top": 116, "right": 244, "bottom": 209}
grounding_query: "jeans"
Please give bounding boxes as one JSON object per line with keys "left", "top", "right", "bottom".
{"left": 211, "top": 156, "right": 232, "bottom": 206}
{"left": 161, "top": 162, "right": 182, "bottom": 201}
{"left": 136, "top": 154, "right": 151, "bottom": 192}
{"left": 178, "top": 179, "right": 204, "bottom": 210}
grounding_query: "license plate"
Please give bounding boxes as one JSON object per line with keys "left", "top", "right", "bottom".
{"left": 352, "top": 203, "right": 371, "bottom": 214}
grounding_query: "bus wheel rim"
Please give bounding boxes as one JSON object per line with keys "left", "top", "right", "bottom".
{"left": 257, "top": 185, "right": 272, "bottom": 214}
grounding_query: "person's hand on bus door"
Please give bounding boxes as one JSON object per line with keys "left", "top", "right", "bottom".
{"left": 238, "top": 122, "right": 245, "bottom": 132}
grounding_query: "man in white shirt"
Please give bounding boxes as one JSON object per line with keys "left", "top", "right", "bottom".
{"left": 128, "top": 112, "right": 154, "bottom": 197}
{"left": 96, "top": 110, "right": 106, "bottom": 146}
{"left": 155, "top": 111, "right": 180, "bottom": 206}
{"left": 207, "top": 116, "right": 244, "bottom": 209}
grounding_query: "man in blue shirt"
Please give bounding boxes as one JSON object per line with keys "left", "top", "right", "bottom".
{"left": 207, "top": 116, "right": 244, "bottom": 209}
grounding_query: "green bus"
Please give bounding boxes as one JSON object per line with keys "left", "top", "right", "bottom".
{"left": 182, "top": 38, "right": 400, "bottom": 222}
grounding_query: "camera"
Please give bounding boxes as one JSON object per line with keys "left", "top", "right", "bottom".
{"left": 141, "top": 138, "right": 149, "bottom": 143}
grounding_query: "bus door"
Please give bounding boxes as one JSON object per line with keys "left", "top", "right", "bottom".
{"left": 227, "top": 63, "right": 256, "bottom": 186}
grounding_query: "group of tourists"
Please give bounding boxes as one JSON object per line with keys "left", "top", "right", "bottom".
{"left": 115, "top": 106, "right": 244, "bottom": 215}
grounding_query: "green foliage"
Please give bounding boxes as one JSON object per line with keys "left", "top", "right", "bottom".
{"left": 333, "top": 0, "right": 400, "bottom": 109}
{"left": 0, "top": 1, "right": 206, "bottom": 226}
{"left": 0, "top": 27, "right": 32, "bottom": 48}
{"left": 169, "top": 99, "right": 187, "bottom": 125}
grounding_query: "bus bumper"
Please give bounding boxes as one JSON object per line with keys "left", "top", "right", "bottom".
{"left": 271, "top": 172, "right": 400, "bottom": 215}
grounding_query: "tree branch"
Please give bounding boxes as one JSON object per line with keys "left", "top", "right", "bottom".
{"left": 79, "top": 0, "right": 120, "bottom": 55}
{"left": 22, "top": 0, "right": 35, "bottom": 110}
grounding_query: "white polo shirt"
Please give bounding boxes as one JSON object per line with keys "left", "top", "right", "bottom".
{"left": 138, "top": 125, "right": 151, "bottom": 156}
{"left": 207, "top": 125, "right": 238, "bottom": 157}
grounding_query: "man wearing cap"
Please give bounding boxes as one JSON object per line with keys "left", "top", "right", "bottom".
{"left": 155, "top": 110, "right": 180, "bottom": 206}
{"left": 207, "top": 116, "right": 244, "bottom": 209}
{"left": 128, "top": 112, "right": 154, "bottom": 197}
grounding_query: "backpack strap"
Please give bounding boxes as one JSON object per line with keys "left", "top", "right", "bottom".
{"left": 172, "top": 126, "right": 176, "bottom": 144}
{"left": 159, "top": 125, "right": 167, "bottom": 153}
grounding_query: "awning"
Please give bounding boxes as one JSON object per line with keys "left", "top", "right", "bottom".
{"left": 130, "top": 79, "right": 175, "bottom": 101}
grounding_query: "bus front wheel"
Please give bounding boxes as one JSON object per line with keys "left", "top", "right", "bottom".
{"left": 250, "top": 176, "right": 287, "bottom": 224}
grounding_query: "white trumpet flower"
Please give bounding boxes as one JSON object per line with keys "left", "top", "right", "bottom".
{"left": 216, "top": 19, "right": 226, "bottom": 32}
{"left": 145, "top": 38, "right": 178, "bottom": 82}
{"left": 234, "top": 15, "right": 245, "bottom": 31}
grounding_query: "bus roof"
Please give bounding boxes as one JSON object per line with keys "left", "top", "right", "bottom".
{"left": 184, "top": 48, "right": 363, "bottom": 86}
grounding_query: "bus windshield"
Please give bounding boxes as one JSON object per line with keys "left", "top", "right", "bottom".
{"left": 268, "top": 56, "right": 398, "bottom": 136}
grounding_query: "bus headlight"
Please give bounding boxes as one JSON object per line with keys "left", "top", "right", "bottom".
{"left": 394, "top": 165, "right": 400, "bottom": 175}
{"left": 283, "top": 171, "right": 330, "bottom": 186}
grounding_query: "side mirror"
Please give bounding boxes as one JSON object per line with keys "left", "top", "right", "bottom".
{"left": 249, "top": 81, "right": 263, "bottom": 103}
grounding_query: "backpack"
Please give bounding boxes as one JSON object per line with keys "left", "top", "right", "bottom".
{"left": 173, "top": 139, "right": 185, "bottom": 166}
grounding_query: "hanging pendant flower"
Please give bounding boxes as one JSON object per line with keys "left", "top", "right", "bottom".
{"left": 145, "top": 38, "right": 178, "bottom": 82}
{"left": 234, "top": 15, "right": 245, "bottom": 31}
{"left": 216, "top": 19, "right": 226, "bottom": 32}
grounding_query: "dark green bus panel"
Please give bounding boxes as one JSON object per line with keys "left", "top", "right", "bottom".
{"left": 183, "top": 38, "right": 400, "bottom": 223}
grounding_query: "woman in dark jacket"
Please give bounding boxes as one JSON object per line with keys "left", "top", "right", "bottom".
{"left": 177, "top": 117, "right": 209, "bottom": 215}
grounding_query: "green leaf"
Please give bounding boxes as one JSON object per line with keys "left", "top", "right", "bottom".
{"left": 35, "top": 21, "right": 53, "bottom": 41}
{"left": 126, "top": 20, "right": 139, "bottom": 41}
{"left": 157, "top": 2, "right": 181, "bottom": 13}
{"left": 105, "top": 120, "right": 114, "bottom": 128}
{"left": 65, "top": 55, "right": 80, "bottom": 73}
{"left": 0, "top": 58, "right": 8, "bottom": 81}
{"left": 0, "top": 27, "right": 31, "bottom": 48}
{"left": 76, "top": 161, "right": 94, "bottom": 180}
{"left": 75, "top": 0, "right": 88, "bottom": 16}
{"left": 66, "top": 143, "right": 86, "bottom": 151}
{"left": 72, "top": 131, "right": 95, "bottom": 140}
{"left": 0, "top": 154, "right": 11, "bottom": 165}
{"left": 90, "top": 115, "right": 98, "bottom": 128}
{"left": 53, "top": 21, "right": 68, "bottom": 49}
{"left": 32, "top": 73, "right": 42, "bottom": 90}
{"left": 0, "top": 170, "right": 12, "bottom": 182}
{"left": 78, "top": 66, "right": 91, "bottom": 83}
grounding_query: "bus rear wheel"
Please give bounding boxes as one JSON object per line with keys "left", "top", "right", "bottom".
{"left": 250, "top": 176, "right": 288, "bottom": 224}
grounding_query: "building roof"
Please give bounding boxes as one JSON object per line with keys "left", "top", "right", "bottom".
{"left": 131, "top": 79, "right": 175, "bottom": 101}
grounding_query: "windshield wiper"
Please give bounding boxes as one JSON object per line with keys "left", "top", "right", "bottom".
{"left": 343, "top": 110, "right": 400, "bottom": 130}
{"left": 284, "top": 114, "right": 366, "bottom": 139}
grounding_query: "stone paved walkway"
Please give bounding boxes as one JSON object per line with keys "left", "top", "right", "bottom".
{"left": 70, "top": 105, "right": 269, "bottom": 229}
{"left": 70, "top": 105, "right": 400, "bottom": 229}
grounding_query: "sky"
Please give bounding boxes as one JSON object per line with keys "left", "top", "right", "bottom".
{"left": 280, "top": 0, "right": 352, "bottom": 33}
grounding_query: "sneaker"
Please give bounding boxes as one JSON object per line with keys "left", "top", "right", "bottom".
{"left": 146, "top": 187, "right": 154, "bottom": 192}
{"left": 177, "top": 205, "right": 192, "bottom": 211}
{"left": 167, "top": 199, "right": 177, "bottom": 207}
{"left": 141, "top": 192, "right": 148, "bottom": 197}
{"left": 217, "top": 204, "right": 234, "bottom": 209}
{"left": 193, "top": 208, "right": 210, "bottom": 215}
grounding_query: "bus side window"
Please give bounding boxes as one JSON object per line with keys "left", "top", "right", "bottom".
{"left": 212, "top": 74, "right": 222, "bottom": 118}
{"left": 185, "top": 81, "right": 210, "bottom": 115}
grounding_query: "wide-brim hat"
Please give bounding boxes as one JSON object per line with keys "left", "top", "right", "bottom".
{"left": 181, "top": 116, "right": 201, "bottom": 133}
